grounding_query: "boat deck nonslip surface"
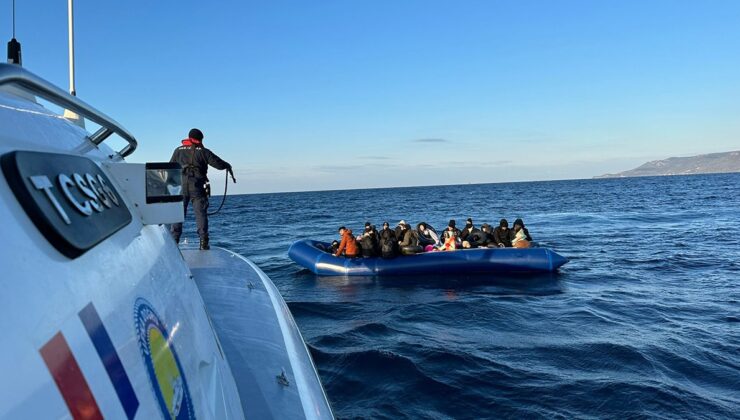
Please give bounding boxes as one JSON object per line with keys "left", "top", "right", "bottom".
{"left": 183, "top": 247, "right": 332, "bottom": 420}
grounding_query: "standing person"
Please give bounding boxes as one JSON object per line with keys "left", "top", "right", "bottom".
{"left": 170, "top": 128, "right": 232, "bottom": 250}
{"left": 493, "top": 219, "right": 513, "bottom": 248}
{"left": 335, "top": 226, "right": 360, "bottom": 257}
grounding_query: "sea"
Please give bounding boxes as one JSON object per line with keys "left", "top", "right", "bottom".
{"left": 197, "top": 173, "right": 740, "bottom": 419}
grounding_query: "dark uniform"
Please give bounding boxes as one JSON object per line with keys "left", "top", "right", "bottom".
{"left": 170, "top": 128, "right": 231, "bottom": 249}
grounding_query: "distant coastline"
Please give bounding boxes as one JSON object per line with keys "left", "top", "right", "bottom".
{"left": 221, "top": 153, "right": 740, "bottom": 195}
{"left": 595, "top": 151, "right": 740, "bottom": 179}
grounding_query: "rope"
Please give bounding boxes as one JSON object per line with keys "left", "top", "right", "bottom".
{"left": 207, "top": 168, "right": 236, "bottom": 216}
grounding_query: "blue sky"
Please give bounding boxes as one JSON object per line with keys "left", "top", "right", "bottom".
{"left": 7, "top": 0, "right": 740, "bottom": 193}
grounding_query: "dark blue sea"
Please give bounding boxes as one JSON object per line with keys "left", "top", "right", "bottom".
{"left": 199, "top": 173, "right": 740, "bottom": 419}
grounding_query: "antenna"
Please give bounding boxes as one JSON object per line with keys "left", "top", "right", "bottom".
{"left": 63, "top": 0, "right": 84, "bottom": 127}
{"left": 7, "top": 0, "right": 21, "bottom": 65}
{"left": 68, "top": 0, "right": 76, "bottom": 96}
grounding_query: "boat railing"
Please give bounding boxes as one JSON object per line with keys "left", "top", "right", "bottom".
{"left": 0, "top": 63, "right": 138, "bottom": 158}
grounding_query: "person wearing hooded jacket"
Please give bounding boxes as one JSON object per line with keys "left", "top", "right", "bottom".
{"left": 480, "top": 223, "right": 495, "bottom": 247}
{"left": 380, "top": 222, "right": 397, "bottom": 243}
{"left": 335, "top": 226, "right": 360, "bottom": 257}
{"left": 170, "top": 128, "right": 232, "bottom": 250}
{"left": 461, "top": 218, "right": 487, "bottom": 248}
{"left": 512, "top": 218, "right": 533, "bottom": 241}
{"left": 359, "top": 222, "right": 380, "bottom": 257}
{"left": 397, "top": 221, "right": 419, "bottom": 247}
{"left": 493, "top": 218, "right": 514, "bottom": 248}
{"left": 441, "top": 219, "right": 461, "bottom": 246}
{"left": 379, "top": 222, "right": 398, "bottom": 258}
{"left": 460, "top": 218, "right": 475, "bottom": 242}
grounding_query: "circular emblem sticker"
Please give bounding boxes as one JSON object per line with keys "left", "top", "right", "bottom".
{"left": 134, "top": 298, "right": 195, "bottom": 420}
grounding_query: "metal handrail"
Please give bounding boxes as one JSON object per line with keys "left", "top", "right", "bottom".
{"left": 0, "top": 63, "right": 138, "bottom": 157}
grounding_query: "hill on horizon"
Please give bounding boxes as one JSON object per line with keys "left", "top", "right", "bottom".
{"left": 595, "top": 151, "right": 740, "bottom": 178}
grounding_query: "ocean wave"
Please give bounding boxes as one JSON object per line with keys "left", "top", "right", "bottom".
{"left": 207, "top": 173, "right": 740, "bottom": 418}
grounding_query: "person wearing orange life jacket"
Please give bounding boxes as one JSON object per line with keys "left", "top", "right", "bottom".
{"left": 439, "top": 219, "right": 461, "bottom": 251}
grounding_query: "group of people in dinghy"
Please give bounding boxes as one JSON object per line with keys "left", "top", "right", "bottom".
{"left": 328, "top": 218, "right": 533, "bottom": 258}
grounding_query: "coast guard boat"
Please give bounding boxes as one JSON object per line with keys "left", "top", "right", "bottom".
{"left": 0, "top": 61, "right": 333, "bottom": 418}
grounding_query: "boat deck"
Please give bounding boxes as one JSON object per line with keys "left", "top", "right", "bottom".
{"left": 183, "top": 247, "right": 332, "bottom": 420}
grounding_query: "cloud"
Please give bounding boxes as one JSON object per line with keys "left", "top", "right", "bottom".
{"left": 412, "top": 138, "right": 449, "bottom": 143}
{"left": 361, "top": 156, "right": 391, "bottom": 160}
{"left": 315, "top": 163, "right": 393, "bottom": 173}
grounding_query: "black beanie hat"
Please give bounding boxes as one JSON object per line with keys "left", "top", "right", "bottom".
{"left": 466, "top": 218, "right": 473, "bottom": 225}
{"left": 513, "top": 218, "right": 524, "bottom": 228}
{"left": 499, "top": 219, "right": 508, "bottom": 228}
{"left": 448, "top": 219, "right": 456, "bottom": 228}
{"left": 188, "top": 128, "right": 204, "bottom": 141}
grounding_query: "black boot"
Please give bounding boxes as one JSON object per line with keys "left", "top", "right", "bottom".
{"left": 170, "top": 230, "right": 181, "bottom": 244}
{"left": 199, "top": 237, "right": 210, "bottom": 250}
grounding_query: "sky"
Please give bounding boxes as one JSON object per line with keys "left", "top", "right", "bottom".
{"left": 5, "top": 0, "right": 740, "bottom": 193}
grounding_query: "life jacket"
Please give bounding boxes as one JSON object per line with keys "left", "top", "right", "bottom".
{"left": 443, "top": 234, "right": 457, "bottom": 251}
{"left": 180, "top": 138, "right": 205, "bottom": 180}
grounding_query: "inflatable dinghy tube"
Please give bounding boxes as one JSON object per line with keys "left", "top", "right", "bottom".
{"left": 400, "top": 245, "right": 424, "bottom": 255}
{"left": 288, "top": 239, "right": 568, "bottom": 276}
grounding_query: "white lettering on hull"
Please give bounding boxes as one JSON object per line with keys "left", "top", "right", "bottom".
{"left": 29, "top": 172, "right": 122, "bottom": 224}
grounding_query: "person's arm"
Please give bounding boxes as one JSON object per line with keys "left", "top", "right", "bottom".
{"left": 524, "top": 228, "right": 532, "bottom": 241}
{"left": 334, "top": 236, "right": 347, "bottom": 256}
{"left": 493, "top": 229, "right": 504, "bottom": 247}
{"left": 170, "top": 148, "right": 179, "bottom": 163}
{"left": 205, "top": 149, "right": 231, "bottom": 170}
{"left": 460, "top": 229, "right": 469, "bottom": 241}
{"left": 429, "top": 230, "right": 440, "bottom": 245}
{"left": 399, "top": 231, "right": 410, "bottom": 247}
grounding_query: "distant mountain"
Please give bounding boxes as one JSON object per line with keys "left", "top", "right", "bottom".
{"left": 595, "top": 151, "right": 740, "bottom": 178}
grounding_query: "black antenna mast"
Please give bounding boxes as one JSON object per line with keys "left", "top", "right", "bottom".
{"left": 7, "top": 0, "right": 22, "bottom": 65}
